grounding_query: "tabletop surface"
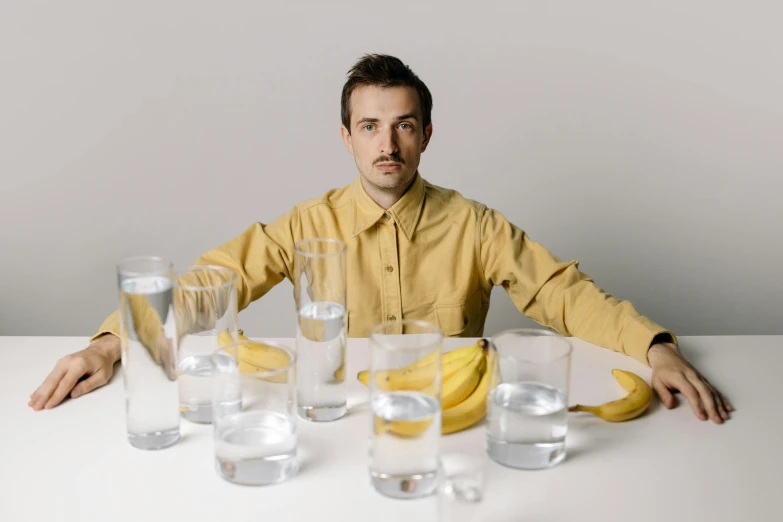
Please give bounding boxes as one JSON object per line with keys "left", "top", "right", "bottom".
{"left": 1, "top": 334, "right": 779, "bottom": 522}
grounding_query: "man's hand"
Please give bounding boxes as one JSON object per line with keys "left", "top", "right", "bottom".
{"left": 648, "top": 342, "right": 734, "bottom": 424}
{"left": 28, "top": 335, "right": 121, "bottom": 411}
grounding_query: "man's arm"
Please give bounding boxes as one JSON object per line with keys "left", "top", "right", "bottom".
{"left": 29, "top": 210, "right": 300, "bottom": 410}
{"left": 478, "top": 206, "right": 732, "bottom": 423}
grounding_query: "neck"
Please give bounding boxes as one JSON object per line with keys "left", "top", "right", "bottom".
{"left": 360, "top": 175, "right": 416, "bottom": 210}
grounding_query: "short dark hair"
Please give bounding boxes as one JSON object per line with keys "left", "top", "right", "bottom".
{"left": 341, "top": 54, "right": 433, "bottom": 134}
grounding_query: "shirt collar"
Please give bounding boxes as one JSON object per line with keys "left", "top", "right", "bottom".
{"left": 352, "top": 172, "right": 426, "bottom": 241}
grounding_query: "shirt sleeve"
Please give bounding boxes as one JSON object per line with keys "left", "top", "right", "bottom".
{"left": 90, "top": 209, "right": 299, "bottom": 342}
{"left": 478, "top": 206, "right": 676, "bottom": 366}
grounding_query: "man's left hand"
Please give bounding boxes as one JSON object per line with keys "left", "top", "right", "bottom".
{"left": 647, "top": 342, "right": 734, "bottom": 424}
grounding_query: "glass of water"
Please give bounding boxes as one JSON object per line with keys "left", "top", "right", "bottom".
{"left": 486, "top": 328, "right": 572, "bottom": 470}
{"left": 173, "top": 265, "right": 238, "bottom": 424}
{"left": 368, "top": 320, "right": 443, "bottom": 499}
{"left": 293, "top": 238, "right": 347, "bottom": 422}
{"left": 117, "top": 256, "right": 180, "bottom": 450}
{"left": 437, "top": 452, "right": 487, "bottom": 522}
{"left": 212, "top": 339, "right": 298, "bottom": 485}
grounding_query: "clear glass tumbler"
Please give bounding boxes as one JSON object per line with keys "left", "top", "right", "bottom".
{"left": 173, "top": 265, "right": 238, "bottom": 424}
{"left": 293, "top": 238, "right": 348, "bottom": 422}
{"left": 437, "top": 452, "right": 487, "bottom": 522}
{"left": 117, "top": 256, "right": 180, "bottom": 450}
{"left": 369, "top": 320, "right": 443, "bottom": 499}
{"left": 486, "top": 328, "right": 572, "bottom": 470}
{"left": 212, "top": 339, "right": 298, "bottom": 485}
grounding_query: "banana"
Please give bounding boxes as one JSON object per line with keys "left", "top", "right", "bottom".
{"left": 216, "top": 329, "right": 292, "bottom": 375}
{"left": 441, "top": 350, "right": 494, "bottom": 434}
{"left": 437, "top": 350, "right": 485, "bottom": 409}
{"left": 373, "top": 350, "right": 494, "bottom": 438}
{"left": 357, "top": 339, "right": 487, "bottom": 388}
{"left": 568, "top": 369, "right": 652, "bottom": 422}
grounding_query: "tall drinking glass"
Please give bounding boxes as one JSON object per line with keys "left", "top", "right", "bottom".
{"left": 486, "top": 328, "right": 572, "bottom": 469}
{"left": 293, "top": 238, "right": 347, "bottom": 422}
{"left": 212, "top": 339, "right": 298, "bottom": 485}
{"left": 173, "top": 265, "right": 238, "bottom": 424}
{"left": 369, "top": 320, "right": 443, "bottom": 499}
{"left": 117, "top": 256, "right": 180, "bottom": 450}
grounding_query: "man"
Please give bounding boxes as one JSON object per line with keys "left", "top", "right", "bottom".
{"left": 29, "top": 54, "right": 733, "bottom": 424}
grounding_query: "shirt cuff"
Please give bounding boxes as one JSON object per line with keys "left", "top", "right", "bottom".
{"left": 624, "top": 315, "right": 678, "bottom": 367}
{"left": 90, "top": 310, "right": 121, "bottom": 343}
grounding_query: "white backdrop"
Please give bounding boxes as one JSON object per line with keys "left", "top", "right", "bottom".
{"left": 1, "top": 0, "right": 781, "bottom": 339}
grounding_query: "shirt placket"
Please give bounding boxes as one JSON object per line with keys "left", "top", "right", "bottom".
{"left": 378, "top": 212, "right": 402, "bottom": 334}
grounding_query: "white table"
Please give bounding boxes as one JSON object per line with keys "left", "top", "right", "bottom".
{"left": 1, "top": 335, "right": 778, "bottom": 522}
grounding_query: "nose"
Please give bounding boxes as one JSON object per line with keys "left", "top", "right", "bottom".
{"left": 379, "top": 126, "right": 399, "bottom": 156}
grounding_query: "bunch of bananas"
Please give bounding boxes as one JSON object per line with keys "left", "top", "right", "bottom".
{"left": 358, "top": 339, "right": 494, "bottom": 436}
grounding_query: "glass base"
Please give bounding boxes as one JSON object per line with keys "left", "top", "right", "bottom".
{"left": 216, "top": 453, "right": 298, "bottom": 486}
{"left": 128, "top": 427, "right": 180, "bottom": 450}
{"left": 181, "top": 403, "right": 213, "bottom": 424}
{"left": 486, "top": 438, "right": 565, "bottom": 470}
{"left": 370, "top": 470, "right": 438, "bottom": 499}
{"left": 297, "top": 403, "right": 347, "bottom": 422}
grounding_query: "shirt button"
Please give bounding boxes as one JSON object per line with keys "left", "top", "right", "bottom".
{"left": 385, "top": 265, "right": 394, "bottom": 273}
{"left": 387, "top": 315, "right": 397, "bottom": 322}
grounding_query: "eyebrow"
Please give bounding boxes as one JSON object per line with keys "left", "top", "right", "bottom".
{"left": 355, "top": 114, "right": 420, "bottom": 126}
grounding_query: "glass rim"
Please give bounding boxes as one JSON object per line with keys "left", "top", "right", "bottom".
{"left": 116, "top": 255, "right": 172, "bottom": 277}
{"left": 369, "top": 319, "right": 444, "bottom": 352}
{"left": 172, "top": 265, "right": 237, "bottom": 291}
{"left": 216, "top": 339, "right": 297, "bottom": 379}
{"left": 294, "top": 237, "right": 348, "bottom": 258}
{"left": 490, "top": 327, "right": 573, "bottom": 362}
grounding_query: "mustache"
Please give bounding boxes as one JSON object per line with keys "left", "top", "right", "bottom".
{"left": 373, "top": 154, "right": 404, "bottom": 165}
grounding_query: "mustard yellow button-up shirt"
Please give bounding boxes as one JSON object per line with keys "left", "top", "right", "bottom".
{"left": 95, "top": 173, "right": 675, "bottom": 365}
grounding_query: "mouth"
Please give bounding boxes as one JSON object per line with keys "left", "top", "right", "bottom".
{"left": 375, "top": 163, "right": 403, "bottom": 172}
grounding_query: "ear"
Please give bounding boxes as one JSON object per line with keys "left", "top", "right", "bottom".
{"left": 420, "top": 122, "right": 433, "bottom": 152}
{"left": 341, "top": 125, "right": 354, "bottom": 155}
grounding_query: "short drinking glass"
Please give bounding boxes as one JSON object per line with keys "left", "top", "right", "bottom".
{"left": 212, "top": 339, "right": 298, "bottom": 485}
{"left": 294, "top": 238, "right": 348, "bottom": 422}
{"left": 369, "top": 320, "right": 443, "bottom": 499}
{"left": 117, "top": 256, "right": 180, "bottom": 450}
{"left": 486, "top": 328, "right": 572, "bottom": 469}
{"left": 437, "top": 452, "right": 487, "bottom": 522}
{"left": 173, "top": 265, "right": 238, "bottom": 423}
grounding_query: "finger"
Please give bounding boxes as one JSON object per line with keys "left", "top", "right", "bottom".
{"left": 70, "top": 369, "right": 110, "bottom": 399}
{"left": 44, "top": 366, "right": 87, "bottom": 409}
{"left": 30, "top": 364, "right": 68, "bottom": 411}
{"left": 652, "top": 379, "right": 676, "bottom": 409}
{"left": 688, "top": 372, "right": 721, "bottom": 424}
{"left": 710, "top": 386, "right": 733, "bottom": 418}
{"left": 713, "top": 389, "right": 729, "bottom": 421}
{"left": 706, "top": 378, "right": 734, "bottom": 412}
{"left": 673, "top": 375, "right": 707, "bottom": 421}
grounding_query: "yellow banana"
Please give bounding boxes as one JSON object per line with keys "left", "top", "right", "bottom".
{"left": 441, "top": 351, "right": 494, "bottom": 434}
{"left": 357, "top": 339, "right": 487, "bottom": 388}
{"left": 373, "top": 351, "right": 493, "bottom": 438}
{"left": 435, "top": 350, "right": 485, "bottom": 409}
{"left": 217, "top": 329, "right": 292, "bottom": 376}
{"left": 216, "top": 329, "right": 235, "bottom": 348}
{"left": 568, "top": 369, "right": 652, "bottom": 422}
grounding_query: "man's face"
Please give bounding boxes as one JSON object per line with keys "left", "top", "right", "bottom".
{"left": 341, "top": 85, "right": 432, "bottom": 192}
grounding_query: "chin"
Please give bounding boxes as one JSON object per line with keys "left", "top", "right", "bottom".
{"left": 371, "top": 171, "right": 412, "bottom": 189}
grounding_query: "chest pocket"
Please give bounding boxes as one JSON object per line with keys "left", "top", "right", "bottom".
{"left": 433, "top": 289, "right": 484, "bottom": 337}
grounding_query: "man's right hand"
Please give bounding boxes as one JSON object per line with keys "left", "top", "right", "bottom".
{"left": 28, "top": 335, "right": 121, "bottom": 411}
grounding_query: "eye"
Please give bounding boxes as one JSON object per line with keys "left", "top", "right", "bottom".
{"left": 363, "top": 124, "right": 375, "bottom": 131}
{"left": 399, "top": 123, "right": 413, "bottom": 130}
